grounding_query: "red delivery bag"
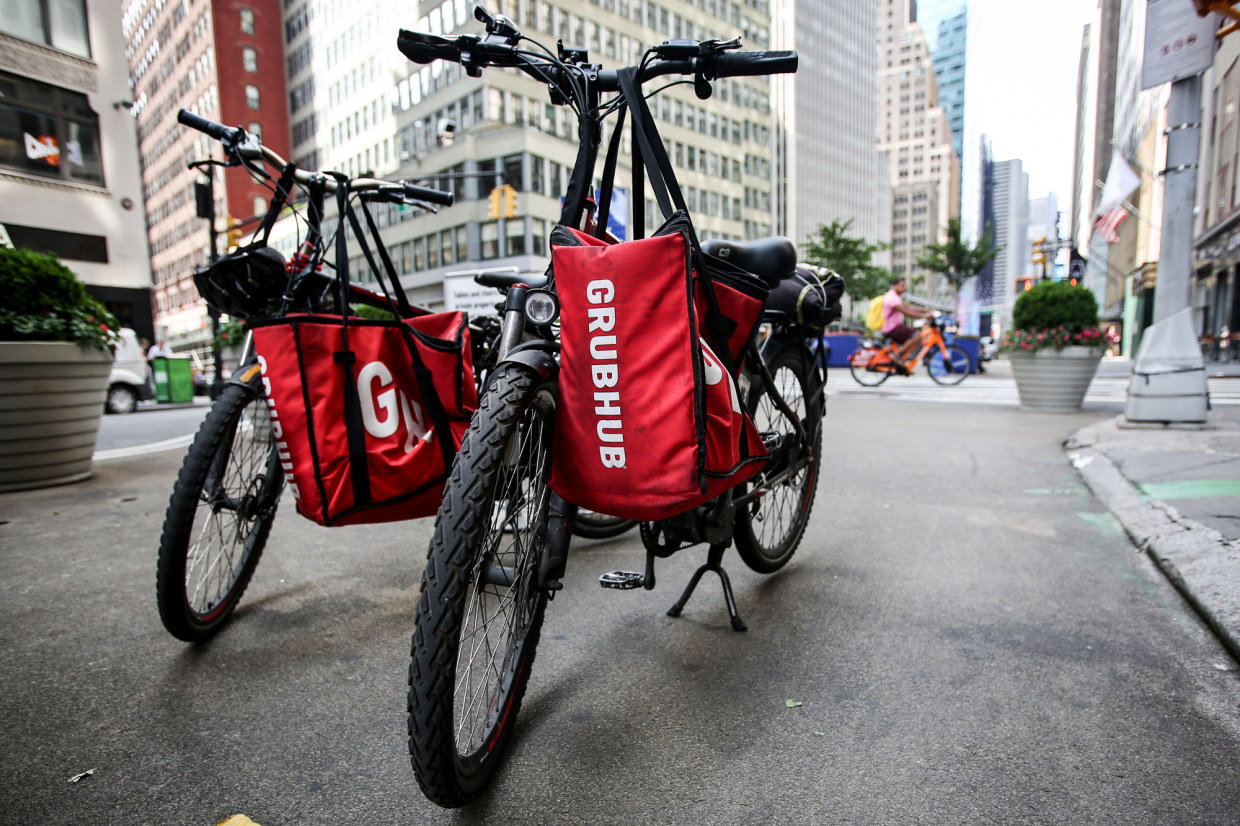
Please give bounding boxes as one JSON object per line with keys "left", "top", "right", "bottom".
{"left": 548, "top": 68, "right": 769, "bottom": 521}
{"left": 249, "top": 187, "right": 475, "bottom": 526}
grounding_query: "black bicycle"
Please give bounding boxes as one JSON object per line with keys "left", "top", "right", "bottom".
{"left": 155, "top": 114, "right": 456, "bottom": 642}
{"left": 398, "top": 10, "right": 821, "bottom": 807}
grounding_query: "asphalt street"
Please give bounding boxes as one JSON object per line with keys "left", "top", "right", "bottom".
{"left": 2, "top": 390, "right": 1239, "bottom": 825}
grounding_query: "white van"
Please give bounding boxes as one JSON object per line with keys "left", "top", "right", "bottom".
{"left": 106, "top": 328, "right": 155, "bottom": 414}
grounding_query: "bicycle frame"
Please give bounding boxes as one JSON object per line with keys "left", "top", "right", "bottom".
{"left": 859, "top": 317, "right": 953, "bottom": 375}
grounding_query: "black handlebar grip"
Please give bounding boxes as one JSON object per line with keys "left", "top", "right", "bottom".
{"left": 712, "top": 50, "right": 798, "bottom": 78}
{"left": 176, "top": 109, "right": 240, "bottom": 142}
{"left": 401, "top": 182, "right": 454, "bottom": 206}
{"left": 397, "top": 30, "right": 462, "bottom": 64}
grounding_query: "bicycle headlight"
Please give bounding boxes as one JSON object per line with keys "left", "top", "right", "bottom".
{"left": 523, "top": 289, "right": 559, "bottom": 325}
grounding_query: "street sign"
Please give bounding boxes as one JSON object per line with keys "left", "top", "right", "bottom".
{"left": 1142, "top": 0, "right": 1217, "bottom": 89}
{"left": 443, "top": 267, "right": 520, "bottom": 316}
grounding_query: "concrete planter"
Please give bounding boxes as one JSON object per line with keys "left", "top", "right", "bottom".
{"left": 1008, "top": 346, "right": 1103, "bottom": 413}
{"left": 0, "top": 341, "right": 113, "bottom": 492}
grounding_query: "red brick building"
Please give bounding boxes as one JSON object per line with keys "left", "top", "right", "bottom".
{"left": 124, "top": 0, "right": 289, "bottom": 353}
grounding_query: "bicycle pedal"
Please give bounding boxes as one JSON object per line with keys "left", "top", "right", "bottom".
{"left": 599, "top": 571, "right": 645, "bottom": 590}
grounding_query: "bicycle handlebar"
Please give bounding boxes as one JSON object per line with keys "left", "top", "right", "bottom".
{"left": 177, "top": 108, "right": 244, "bottom": 143}
{"left": 711, "top": 50, "right": 798, "bottom": 78}
{"left": 395, "top": 30, "right": 797, "bottom": 93}
{"left": 175, "top": 108, "right": 454, "bottom": 206}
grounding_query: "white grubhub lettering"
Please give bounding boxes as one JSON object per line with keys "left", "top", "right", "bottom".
{"left": 258, "top": 354, "right": 301, "bottom": 501}
{"left": 700, "top": 339, "right": 741, "bottom": 414}
{"left": 587, "top": 279, "right": 624, "bottom": 468}
{"left": 358, "top": 359, "right": 428, "bottom": 453}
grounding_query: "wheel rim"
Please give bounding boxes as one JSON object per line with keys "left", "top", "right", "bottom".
{"left": 453, "top": 391, "right": 552, "bottom": 763}
{"left": 184, "top": 396, "right": 276, "bottom": 622}
{"left": 849, "top": 349, "right": 890, "bottom": 386}
{"left": 748, "top": 364, "right": 812, "bottom": 557}
{"left": 928, "top": 346, "right": 970, "bottom": 385}
{"left": 108, "top": 387, "right": 135, "bottom": 413}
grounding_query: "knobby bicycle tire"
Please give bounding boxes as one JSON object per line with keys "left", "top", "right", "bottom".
{"left": 156, "top": 381, "right": 283, "bottom": 641}
{"left": 408, "top": 362, "right": 554, "bottom": 808}
{"left": 734, "top": 344, "right": 823, "bottom": 573}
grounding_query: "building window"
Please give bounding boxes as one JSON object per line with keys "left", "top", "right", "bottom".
{"left": 248, "top": 121, "right": 262, "bottom": 140}
{"left": 245, "top": 84, "right": 260, "bottom": 109}
{"left": 0, "top": 0, "right": 90, "bottom": 58}
{"left": 243, "top": 47, "right": 258, "bottom": 72}
{"left": 480, "top": 221, "right": 499, "bottom": 259}
{"left": 0, "top": 72, "right": 103, "bottom": 185}
{"left": 3, "top": 223, "right": 106, "bottom": 262}
{"left": 502, "top": 153, "right": 524, "bottom": 190}
{"left": 240, "top": 8, "right": 255, "bottom": 34}
{"left": 505, "top": 220, "right": 526, "bottom": 256}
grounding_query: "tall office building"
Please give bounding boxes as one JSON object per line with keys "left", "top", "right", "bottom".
{"left": 908, "top": 0, "right": 966, "bottom": 171}
{"left": 279, "top": 0, "right": 783, "bottom": 310}
{"left": 877, "top": 0, "right": 959, "bottom": 291}
{"left": 989, "top": 157, "right": 1028, "bottom": 322}
{"left": 1, "top": 0, "right": 153, "bottom": 337}
{"left": 1069, "top": 0, "right": 1119, "bottom": 253}
{"left": 123, "top": 0, "right": 291, "bottom": 353}
{"left": 776, "top": 0, "right": 888, "bottom": 257}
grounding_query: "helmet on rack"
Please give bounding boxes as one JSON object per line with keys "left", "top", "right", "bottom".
{"left": 192, "top": 244, "right": 288, "bottom": 320}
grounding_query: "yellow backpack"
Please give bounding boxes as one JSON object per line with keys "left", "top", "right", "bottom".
{"left": 865, "top": 295, "right": 885, "bottom": 332}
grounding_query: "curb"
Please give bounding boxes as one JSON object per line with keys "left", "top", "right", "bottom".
{"left": 1066, "top": 422, "right": 1240, "bottom": 663}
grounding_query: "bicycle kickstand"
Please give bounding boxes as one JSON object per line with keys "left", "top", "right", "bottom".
{"left": 667, "top": 543, "right": 747, "bottom": 632}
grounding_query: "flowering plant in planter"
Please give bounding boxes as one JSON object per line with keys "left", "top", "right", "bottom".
{"left": 212, "top": 318, "right": 245, "bottom": 352}
{"left": 999, "top": 280, "right": 1103, "bottom": 354}
{"left": 0, "top": 247, "right": 119, "bottom": 352}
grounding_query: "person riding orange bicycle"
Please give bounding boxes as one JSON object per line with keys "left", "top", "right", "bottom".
{"left": 880, "top": 276, "right": 934, "bottom": 358}
{"left": 850, "top": 279, "right": 973, "bottom": 386}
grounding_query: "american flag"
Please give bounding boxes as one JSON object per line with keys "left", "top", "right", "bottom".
{"left": 1093, "top": 207, "right": 1128, "bottom": 244}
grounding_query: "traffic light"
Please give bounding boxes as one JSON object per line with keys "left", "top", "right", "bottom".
{"left": 487, "top": 184, "right": 519, "bottom": 219}
{"left": 502, "top": 183, "right": 519, "bottom": 218}
{"left": 224, "top": 218, "right": 245, "bottom": 251}
{"left": 1031, "top": 237, "right": 1047, "bottom": 271}
{"left": 1016, "top": 278, "right": 1034, "bottom": 293}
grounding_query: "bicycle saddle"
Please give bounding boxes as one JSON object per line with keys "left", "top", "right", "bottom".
{"left": 474, "top": 271, "right": 549, "bottom": 290}
{"left": 701, "top": 237, "right": 797, "bottom": 287}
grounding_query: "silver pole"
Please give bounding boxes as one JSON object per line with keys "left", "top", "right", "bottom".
{"left": 1154, "top": 73, "right": 1202, "bottom": 323}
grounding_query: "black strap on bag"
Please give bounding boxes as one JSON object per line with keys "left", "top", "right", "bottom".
{"left": 594, "top": 107, "right": 627, "bottom": 241}
{"left": 347, "top": 197, "right": 458, "bottom": 472}
{"left": 615, "top": 68, "right": 739, "bottom": 363}
{"left": 331, "top": 176, "right": 374, "bottom": 508}
{"left": 347, "top": 198, "right": 413, "bottom": 318}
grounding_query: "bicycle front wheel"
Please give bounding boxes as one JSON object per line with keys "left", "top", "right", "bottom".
{"left": 848, "top": 345, "right": 891, "bottom": 386}
{"left": 408, "top": 362, "right": 554, "bottom": 808}
{"left": 734, "top": 345, "right": 822, "bottom": 573}
{"left": 926, "top": 343, "right": 972, "bottom": 385}
{"left": 156, "top": 380, "right": 283, "bottom": 641}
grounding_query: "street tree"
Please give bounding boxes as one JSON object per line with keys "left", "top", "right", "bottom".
{"left": 915, "top": 218, "right": 999, "bottom": 296}
{"left": 802, "top": 219, "right": 892, "bottom": 318}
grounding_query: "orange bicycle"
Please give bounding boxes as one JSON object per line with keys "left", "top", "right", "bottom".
{"left": 848, "top": 314, "right": 973, "bottom": 386}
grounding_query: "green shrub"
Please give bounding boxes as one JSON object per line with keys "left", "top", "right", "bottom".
{"left": 212, "top": 318, "right": 245, "bottom": 351}
{"left": 0, "top": 247, "right": 119, "bottom": 351}
{"left": 351, "top": 303, "right": 399, "bottom": 321}
{"left": 1001, "top": 280, "right": 1103, "bottom": 353}
{"left": 1011, "top": 280, "right": 1099, "bottom": 332}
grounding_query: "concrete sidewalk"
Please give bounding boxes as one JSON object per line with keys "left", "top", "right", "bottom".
{"left": 1067, "top": 402, "right": 1240, "bottom": 661}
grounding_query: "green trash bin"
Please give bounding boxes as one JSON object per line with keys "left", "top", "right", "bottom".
{"left": 152, "top": 356, "right": 194, "bottom": 403}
